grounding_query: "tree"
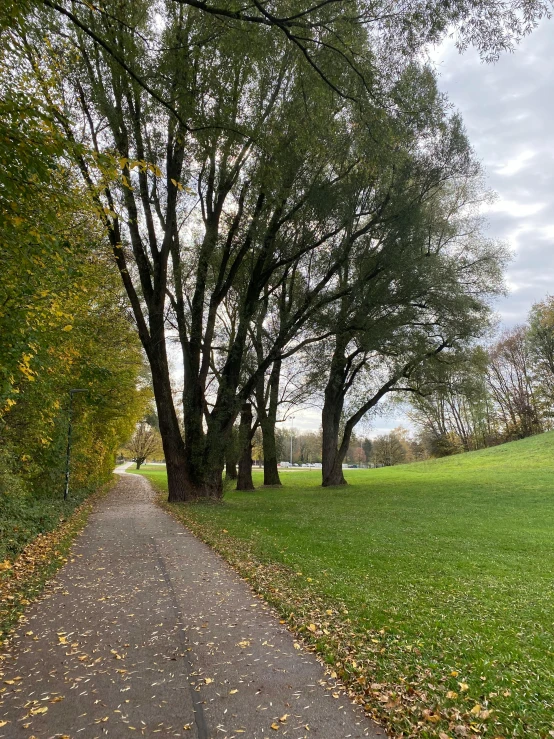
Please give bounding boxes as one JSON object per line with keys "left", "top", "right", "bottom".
{"left": 126, "top": 422, "right": 162, "bottom": 470}
{"left": 487, "top": 327, "right": 543, "bottom": 440}
{"left": 0, "top": 13, "right": 147, "bottom": 497}
{"left": 19, "top": 0, "right": 546, "bottom": 499}
{"left": 25, "top": 0, "right": 439, "bottom": 500}
{"left": 373, "top": 431, "right": 407, "bottom": 467}
{"left": 407, "top": 348, "right": 496, "bottom": 455}
{"left": 313, "top": 155, "right": 506, "bottom": 484}
{"left": 528, "top": 297, "right": 554, "bottom": 421}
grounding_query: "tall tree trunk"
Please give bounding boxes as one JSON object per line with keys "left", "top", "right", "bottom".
{"left": 261, "top": 416, "right": 281, "bottom": 485}
{"left": 149, "top": 349, "right": 192, "bottom": 502}
{"left": 225, "top": 427, "right": 238, "bottom": 480}
{"left": 321, "top": 339, "right": 349, "bottom": 487}
{"left": 236, "top": 403, "right": 254, "bottom": 491}
{"left": 258, "top": 359, "right": 282, "bottom": 486}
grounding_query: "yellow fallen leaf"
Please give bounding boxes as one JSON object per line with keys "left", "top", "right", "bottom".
{"left": 58, "top": 636, "right": 67, "bottom": 645}
{"left": 50, "top": 696, "right": 64, "bottom": 703}
{"left": 458, "top": 682, "right": 469, "bottom": 692}
{"left": 325, "top": 609, "right": 333, "bottom": 615}
{"left": 183, "top": 724, "right": 192, "bottom": 730}
{"left": 229, "top": 689, "right": 238, "bottom": 694}
{"left": 204, "top": 677, "right": 213, "bottom": 684}
{"left": 446, "top": 690, "right": 458, "bottom": 699}
{"left": 271, "top": 723, "right": 280, "bottom": 730}
{"left": 279, "top": 714, "right": 289, "bottom": 722}
{"left": 307, "top": 623, "right": 317, "bottom": 632}
{"left": 30, "top": 706, "right": 48, "bottom": 715}
{"left": 0, "top": 560, "right": 11, "bottom": 571}
{"left": 0, "top": 721, "right": 9, "bottom": 727}
{"left": 470, "top": 704, "right": 482, "bottom": 715}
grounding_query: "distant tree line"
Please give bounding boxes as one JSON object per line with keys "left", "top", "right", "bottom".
{"left": 406, "top": 298, "right": 554, "bottom": 456}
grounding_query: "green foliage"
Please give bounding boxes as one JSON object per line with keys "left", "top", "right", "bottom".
{"left": 0, "top": 6, "right": 149, "bottom": 553}
{"left": 0, "top": 447, "right": 92, "bottom": 562}
{"left": 139, "top": 432, "right": 554, "bottom": 737}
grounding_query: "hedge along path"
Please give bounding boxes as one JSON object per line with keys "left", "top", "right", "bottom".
{"left": 0, "top": 482, "right": 112, "bottom": 644}
{"left": 0, "top": 470, "right": 383, "bottom": 738}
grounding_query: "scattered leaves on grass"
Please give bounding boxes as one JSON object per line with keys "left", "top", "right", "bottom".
{"left": 157, "top": 493, "right": 525, "bottom": 739}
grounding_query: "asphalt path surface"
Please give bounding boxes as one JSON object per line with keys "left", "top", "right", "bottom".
{"left": 0, "top": 471, "right": 384, "bottom": 739}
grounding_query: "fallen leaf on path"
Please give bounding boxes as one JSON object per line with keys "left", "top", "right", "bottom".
{"left": 30, "top": 706, "right": 48, "bottom": 715}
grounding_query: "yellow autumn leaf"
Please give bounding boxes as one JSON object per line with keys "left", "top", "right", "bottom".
{"left": 307, "top": 623, "right": 317, "bottom": 632}
{"left": 446, "top": 690, "right": 458, "bottom": 699}
{"left": 0, "top": 721, "right": 8, "bottom": 727}
{"left": 458, "top": 681, "right": 469, "bottom": 692}
{"left": 229, "top": 689, "right": 238, "bottom": 694}
{"left": 30, "top": 705, "right": 48, "bottom": 715}
{"left": 279, "top": 714, "right": 289, "bottom": 722}
{"left": 204, "top": 677, "right": 213, "bottom": 684}
{"left": 271, "top": 723, "right": 280, "bottom": 730}
{"left": 470, "top": 704, "right": 482, "bottom": 715}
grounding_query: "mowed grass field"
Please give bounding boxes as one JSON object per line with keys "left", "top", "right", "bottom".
{"left": 136, "top": 433, "right": 554, "bottom": 738}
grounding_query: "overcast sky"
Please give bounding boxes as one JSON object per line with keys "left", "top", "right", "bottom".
{"left": 293, "top": 18, "right": 554, "bottom": 434}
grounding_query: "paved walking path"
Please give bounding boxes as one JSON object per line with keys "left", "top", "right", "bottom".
{"left": 0, "top": 472, "right": 384, "bottom": 739}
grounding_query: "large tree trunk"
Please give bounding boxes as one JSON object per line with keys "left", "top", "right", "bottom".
{"left": 261, "top": 416, "right": 281, "bottom": 485}
{"left": 321, "top": 337, "right": 349, "bottom": 487}
{"left": 321, "top": 403, "right": 348, "bottom": 486}
{"left": 258, "top": 359, "right": 282, "bottom": 486}
{"left": 225, "top": 428, "right": 238, "bottom": 480}
{"left": 236, "top": 403, "right": 254, "bottom": 491}
{"left": 149, "top": 348, "right": 192, "bottom": 502}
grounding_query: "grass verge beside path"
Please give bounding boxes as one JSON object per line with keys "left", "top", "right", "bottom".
{"left": 0, "top": 481, "right": 112, "bottom": 645}
{"left": 137, "top": 434, "right": 554, "bottom": 739}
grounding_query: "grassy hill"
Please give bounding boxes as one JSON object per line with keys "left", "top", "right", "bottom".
{"left": 137, "top": 432, "right": 554, "bottom": 738}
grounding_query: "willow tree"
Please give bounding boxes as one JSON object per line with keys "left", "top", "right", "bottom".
{"left": 310, "top": 160, "right": 507, "bottom": 485}
{"left": 25, "top": 0, "right": 414, "bottom": 500}
{"left": 25, "top": 0, "right": 538, "bottom": 499}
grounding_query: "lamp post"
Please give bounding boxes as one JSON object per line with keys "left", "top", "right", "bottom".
{"left": 290, "top": 416, "right": 295, "bottom": 465}
{"left": 64, "top": 389, "right": 87, "bottom": 500}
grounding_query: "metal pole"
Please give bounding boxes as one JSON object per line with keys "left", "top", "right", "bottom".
{"left": 64, "top": 389, "right": 87, "bottom": 500}
{"left": 290, "top": 416, "right": 294, "bottom": 465}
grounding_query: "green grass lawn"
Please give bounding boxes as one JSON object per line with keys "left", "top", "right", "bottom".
{"left": 136, "top": 434, "right": 554, "bottom": 738}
